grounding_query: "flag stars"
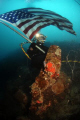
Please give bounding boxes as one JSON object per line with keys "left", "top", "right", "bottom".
{"left": 14, "top": 12, "right": 17, "bottom": 14}
{"left": 1, "top": 15, "right": 4, "bottom": 18}
{"left": 2, "top": 14, "right": 4, "bottom": 16}
{"left": 13, "top": 13, "right": 17, "bottom": 16}
{"left": 0, "top": 8, "right": 76, "bottom": 36}
{"left": 16, "top": 19, "right": 18, "bottom": 21}
{"left": 18, "top": 12, "right": 21, "bottom": 14}
{"left": 16, "top": 16, "right": 19, "bottom": 19}
{"left": 32, "top": 14, "right": 34, "bottom": 17}
{"left": 5, "top": 16, "right": 7, "bottom": 19}
{"left": 21, "top": 10, "right": 24, "bottom": 12}
{"left": 12, "top": 16, "right": 15, "bottom": 19}
{"left": 10, "top": 12, "right": 13, "bottom": 14}
{"left": 8, "top": 18, "right": 11, "bottom": 20}
{"left": 15, "top": 11, "right": 18, "bottom": 13}
{"left": 22, "top": 13, "right": 25, "bottom": 17}
{"left": 28, "top": 14, "right": 31, "bottom": 17}
{"left": 9, "top": 14, "right": 12, "bottom": 17}
{"left": 25, "top": 14, "right": 27, "bottom": 17}
{"left": 22, "top": 13, "right": 25, "bottom": 16}
{"left": 6, "top": 13, "right": 9, "bottom": 15}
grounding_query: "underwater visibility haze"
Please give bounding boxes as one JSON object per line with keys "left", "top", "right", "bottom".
{"left": 0, "top": 0, "right": 80, "bottom": 120}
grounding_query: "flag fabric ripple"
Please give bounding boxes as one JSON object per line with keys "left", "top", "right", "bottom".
{"left": 0, "top": 7, "right": 76, "bottom": 39}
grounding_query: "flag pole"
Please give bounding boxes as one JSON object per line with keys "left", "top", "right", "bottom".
{"left": 0, "top": 20, "right": 45, "bottom": 53}
{"left": 0, "top": 20, "right": 32, "bottom": 43}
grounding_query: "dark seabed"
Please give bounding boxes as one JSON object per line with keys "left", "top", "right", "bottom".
{"left": 0, "top": 41, "right": 80, "bottom": 120}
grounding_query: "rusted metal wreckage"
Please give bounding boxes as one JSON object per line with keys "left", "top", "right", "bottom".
{"left": 29, "top": 45, "right": 71, "bottom": 118}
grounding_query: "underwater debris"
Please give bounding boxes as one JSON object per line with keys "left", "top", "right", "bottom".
{"left": 2, "top": 44, "right": 80, "bottom": 120}
{"left": 29, "top": 45, "right": 71, "bottom": 118}
{"left": 66, "top": 50, "right": 77, "bottom": 80}
{"left": 51, "top": 81, "right": 64, "bottom": 95}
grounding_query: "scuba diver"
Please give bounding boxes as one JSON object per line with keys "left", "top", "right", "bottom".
{"left": 27, "top": 33, "right": 49, "bottom": 69}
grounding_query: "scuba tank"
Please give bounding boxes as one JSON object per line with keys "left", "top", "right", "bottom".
{"left": 27, "top": 33, "right": 48, "bottom": 69}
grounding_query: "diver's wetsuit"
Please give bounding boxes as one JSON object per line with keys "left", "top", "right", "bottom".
{"left": 27, "top": 43, "right": 48, "bottom": 69}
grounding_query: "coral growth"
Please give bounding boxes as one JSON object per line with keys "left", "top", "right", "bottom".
{"left": 52, "top": 81, "right": 64, "bottom": 95}
{"left": 29, "top": 45, "right": 71, "bottom": 118}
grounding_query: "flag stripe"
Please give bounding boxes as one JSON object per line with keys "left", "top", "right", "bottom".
{"left": 17, "top": 18, "right": 74, "bottom": 38}
{"left": 29, "top": 20, "right": 75, "bottom": 39}
{"left": 28, "top": 8, "right": 67, "bottom": 19}
{"left": 29, "top": 21, "right": 57, "bottom": 39}
{"left": 27, "top": 8, "right": 71, "bottom": 23}
{"left": 0, "top": 7, "right": 76, "bottom": 39}
{"left": 17, "top": 16, "right": 43, "bottom": 28}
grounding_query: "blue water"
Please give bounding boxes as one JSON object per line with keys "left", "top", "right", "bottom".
{"left": 0, "top": 0, "right": 80, "bottom": 60}
{"left": 0, "top": 0, "right": 80, "bottom": 120}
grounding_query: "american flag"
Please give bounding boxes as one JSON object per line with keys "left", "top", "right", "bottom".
{"left": 0, "top": 7, "right": 76, "bottom": 39}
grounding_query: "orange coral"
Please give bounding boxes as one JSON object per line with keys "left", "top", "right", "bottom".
{"left": 45, "top": 62, "right": 56, "bottom": 73}
{"left": 45, "top": 62, "right": 56, "bottom": 78}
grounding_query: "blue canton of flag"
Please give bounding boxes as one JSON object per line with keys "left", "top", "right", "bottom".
{"left": 0, "top": 9, "right": 35, "bottom": 23}
{"left": 0, "top": 8, "right": 76, "bottom": 39}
